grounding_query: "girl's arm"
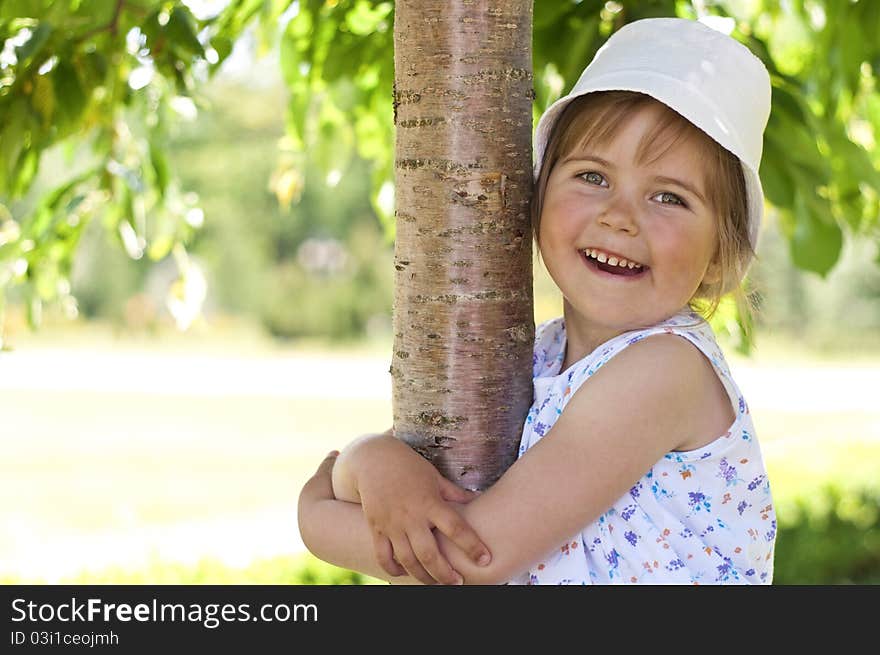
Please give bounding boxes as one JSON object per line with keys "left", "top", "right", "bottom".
{"left": 299, "top": 450, "right": 472, "bottom": 584}
{"left": 300, "top": 334, "right": 734, "bottom": 584}
{"left": 298, "top": 451, "right": 419, "bottom": 583}
{"left": 327, "top": 430, "right": 491, "bottom": 585}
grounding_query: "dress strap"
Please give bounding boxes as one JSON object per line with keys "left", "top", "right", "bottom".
{"left": 557, "top": 311, "right": 743, "bottom": 414}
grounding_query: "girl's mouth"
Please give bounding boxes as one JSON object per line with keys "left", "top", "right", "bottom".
{"left": 580, "top": 249, "right": 648, "bottom": 279}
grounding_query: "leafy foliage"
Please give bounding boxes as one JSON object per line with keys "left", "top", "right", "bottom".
{"left": 0, "top": 0, "right": 266, "bottom": 332}
{"left": 1, "top": 0, "right": 879, "bottom": 335}
{"left": 773, "top": 484, "right": 880, "bottom": 584}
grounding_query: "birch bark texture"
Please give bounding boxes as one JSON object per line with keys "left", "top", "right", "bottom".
{"left": 391, "top": 0, "right": 535, "bottom": 491}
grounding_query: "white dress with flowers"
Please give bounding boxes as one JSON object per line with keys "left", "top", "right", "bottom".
{"left": 507, "top": 310, "right": 776, "bottom": 585}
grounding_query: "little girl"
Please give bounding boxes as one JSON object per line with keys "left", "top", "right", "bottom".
{"left": 298, "top": 17, "right": 776, "bottom": 585}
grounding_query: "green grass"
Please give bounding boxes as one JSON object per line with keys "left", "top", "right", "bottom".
{"left": 0, "top": 390, "right": 392, "bottom": 532}
{"left": 2, "top": 553, "right": 384, "bottom": 585}
{"left": 2, "top": 315, "right": 878, "bottom": 584}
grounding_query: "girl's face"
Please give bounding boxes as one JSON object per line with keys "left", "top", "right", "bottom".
{"left": 538, "top": 102, "right": 719, "bottom": 347}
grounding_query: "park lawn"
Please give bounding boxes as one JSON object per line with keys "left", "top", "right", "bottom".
{"left": 2, "top": 387, "right": 878, "bottom": 584}
{"left": 2, "top": 317, "right": 878, "bottom": 583}
{"left": 3, "top": 389, "right": 875, "bottom": 533}
{"left": 1, "top": 390, "right": 393, "bottom": 531}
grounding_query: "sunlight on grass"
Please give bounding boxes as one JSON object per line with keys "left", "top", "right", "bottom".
{"left": 2, "top": 553, "right": 384, "bottom": 586}
{"left": 2, "top": 312, "right": 878, "bottom": 583}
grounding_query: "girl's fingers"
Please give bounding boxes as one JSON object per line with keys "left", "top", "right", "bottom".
{"left": 302, "top": 451, "right": 339, "bottom": 499}
{"left": 389, "top": 534, "right": 436, "bottom": 585}
{"left": 408, "top": 527, "right": 463, "bottom": 586}
{"left": 372, "top": 533, "right": 406, "bottom": 578}
{"left": 315, "top": 450, "right": 339, "bottom": 474}
{"left": 437, "top": 475, "right": 479, "bottom": 503}
{"left": 433, "top": 506, "right": 492, "bottom": 568}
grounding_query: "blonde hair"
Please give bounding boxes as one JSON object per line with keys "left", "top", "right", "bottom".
{"left": 533, "top": 91, "right": 755, "bottom": 321}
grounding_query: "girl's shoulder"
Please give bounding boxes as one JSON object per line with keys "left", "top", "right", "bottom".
{"left": 560, "top": 309, "right": 741, "bottom": 413}
{"left": 555, "top": 319, "right": 738, "bottom": 454}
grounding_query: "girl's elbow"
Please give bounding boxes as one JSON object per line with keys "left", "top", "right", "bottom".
{"left": 296, "top": 505, "right": 316, "bottom": 554}
{"left": 296, "top": 494, "right": 323, "bottom": 557}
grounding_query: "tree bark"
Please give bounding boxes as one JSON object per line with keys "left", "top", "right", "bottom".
{"left": 391, "top": 0, "right": 534, "bottom": 491}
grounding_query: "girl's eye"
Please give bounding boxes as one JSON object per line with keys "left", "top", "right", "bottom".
{"left": 655, "top": 191, "right": 686, "bottom": 207}
{"left": 579, "top": 172, "right": 605, "bottom": 186}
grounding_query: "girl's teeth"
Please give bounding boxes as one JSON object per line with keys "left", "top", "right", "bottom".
{"left": 583, "top": 249, "right": 644, "bottom": 269}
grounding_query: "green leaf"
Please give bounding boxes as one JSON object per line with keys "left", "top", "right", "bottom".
{"left": 759, "top": 141, "right": 795, "bottom": 208}
{"left": 767, "top": 108, "right": 830, "bottom": 185}
{"left": 209, "top": 34, "right": 233, "bottom": 72}
{"left": 285, "top": 3, "right": 313, "bottom": 40}
{"left": 14, "top": 20, "right": 50, "bottom": 65}
{"left": 279, "top": 14, "right": 310, "bottom": 88}
{"left": 149, "top": 140, "right": 170, "bottom": 197}
{"left": 80, "top": 50, "right": 108, "bottom": 88}
{"left": 788, "top": 191, "right": 843, "bottom": 276}
{"left": 52, "top": 59, "right": 88, "bottom": 132}
{"left": 20, "top": 166, "right": 100, "bottom": 241}
{"left": 771, "top": 84, "right": 807, "bottom": 123}
{"left": 141, "top": 7, "right": 164, "bottom": 50}
{"left": 167, "top": 6, "right": 205, "bottom": 59}
{"left": 11, "top": 146, "right": 39, "bottom": 197}
{"left": 0, "top": 101, "right": 28, "bottom": 196}
{"left": 534, "top": 0, "right": 578, "bottom": 29}
{"left": 344, "top": 0, "right": 392, "bottom": 36}
{"left": 30, "top": 71, "right": 55, "bottom": 127}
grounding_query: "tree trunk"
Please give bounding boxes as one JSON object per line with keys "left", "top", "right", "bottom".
{"left": 391, "top": 0, "right": 535, "bottom": 491}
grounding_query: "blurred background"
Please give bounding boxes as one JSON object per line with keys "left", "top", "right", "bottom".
{"left": 1, "top": 1, "right": 879, "bottom": 584}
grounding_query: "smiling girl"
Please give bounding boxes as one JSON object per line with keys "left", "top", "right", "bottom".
{"left": 297, "top": 17, "right": 777, "bottom": 585}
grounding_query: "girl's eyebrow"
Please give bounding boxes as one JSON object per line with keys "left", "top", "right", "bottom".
{"left": 653, "top": 176, "right": 707, "bottom": 205}
{"left": 560, "top": 154, "right": 614, "bottom": 168}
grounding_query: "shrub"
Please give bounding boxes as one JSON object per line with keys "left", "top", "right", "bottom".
{"left": 772, "top": 485, "right": 880, "bottom": 584}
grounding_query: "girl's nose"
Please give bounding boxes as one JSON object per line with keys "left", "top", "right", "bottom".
{"left": 597, "top": 194, "right": 640, "bottom": 235}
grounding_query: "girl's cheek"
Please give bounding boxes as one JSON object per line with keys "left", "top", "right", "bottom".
{"left": 554, "top": 197, "right": 592, "bottom": 229}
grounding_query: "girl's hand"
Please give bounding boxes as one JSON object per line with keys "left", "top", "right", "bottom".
{"left": 350, "top": 432, "right": 492, "bottom": 585}
{"left": 300, "top": 449, "right": 339, "bottom": 500}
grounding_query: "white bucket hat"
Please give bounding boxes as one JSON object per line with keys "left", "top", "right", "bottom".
{"left": 533, "top": 17, "right": 772, "bottom": 255}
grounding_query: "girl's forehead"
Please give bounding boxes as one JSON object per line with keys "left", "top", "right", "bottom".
{"left": 571, "top": 103, "right": 715, "bottom": 169}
